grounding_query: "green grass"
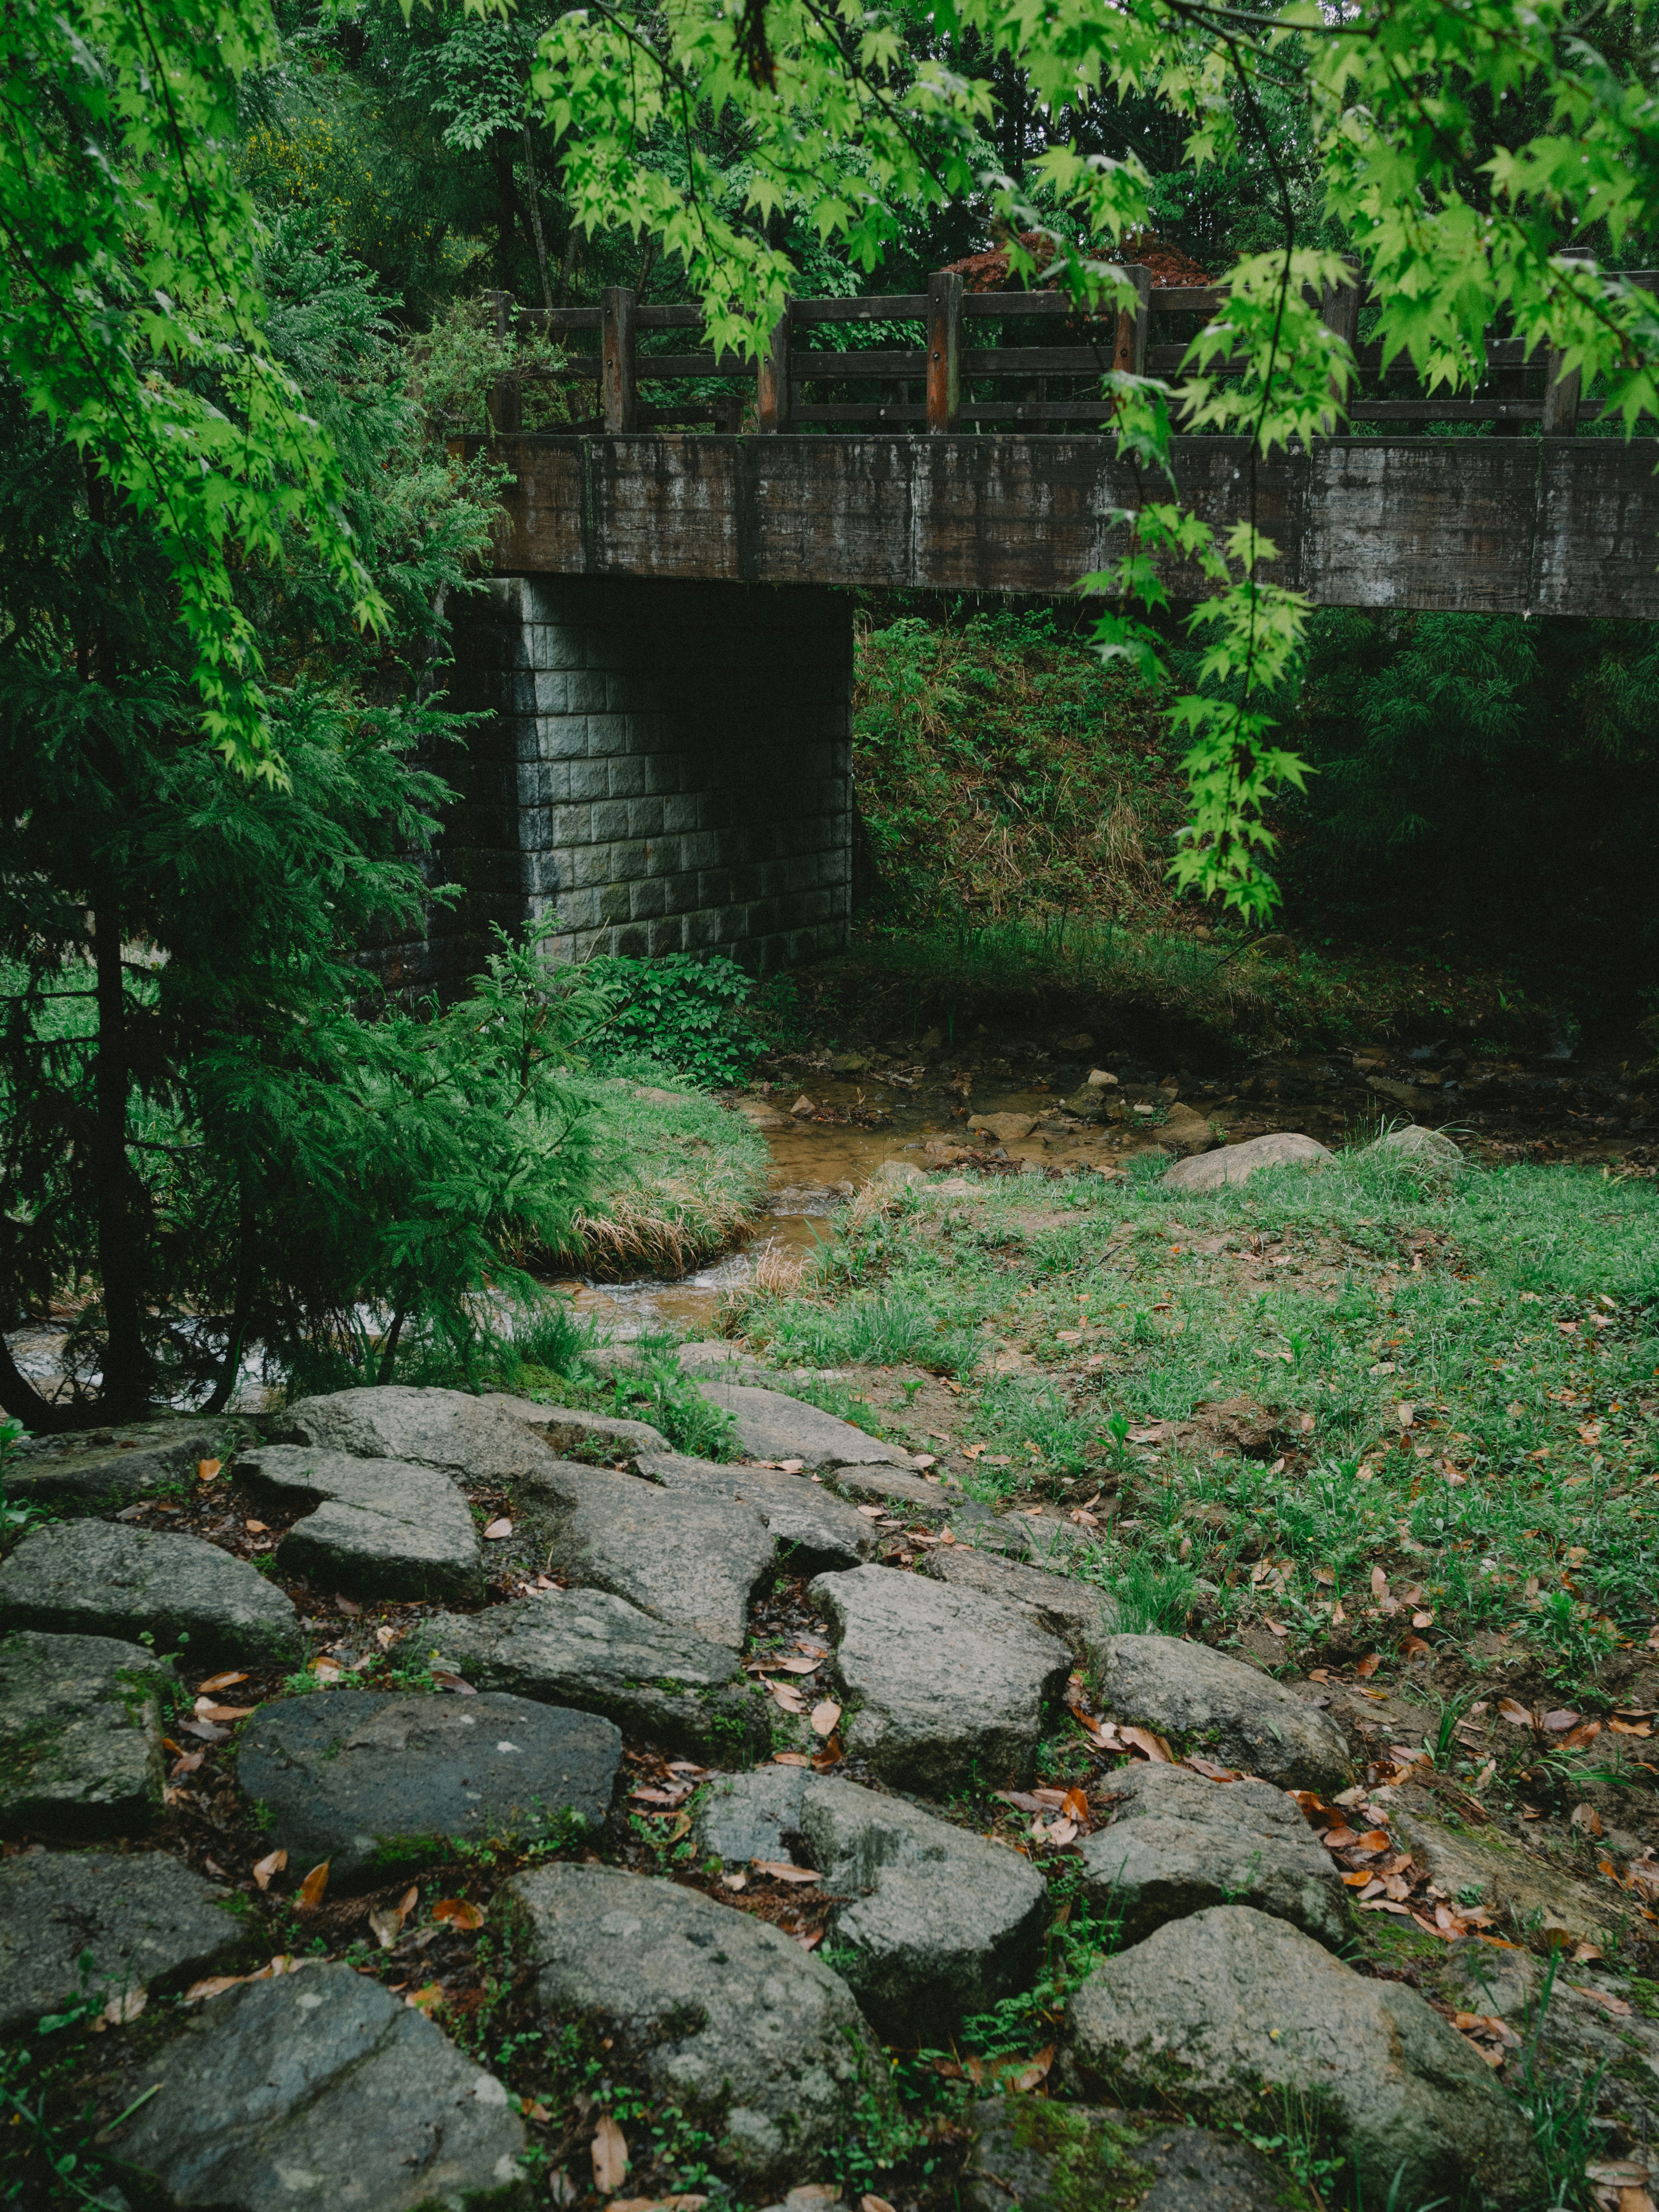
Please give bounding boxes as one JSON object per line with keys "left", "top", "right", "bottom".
{"left": 733, "top": 1148, "right": 1659, "bottom": 1688}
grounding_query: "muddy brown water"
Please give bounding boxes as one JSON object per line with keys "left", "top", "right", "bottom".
{"left": 561, "top": 1037, "right": 1659, "bottom": 1338}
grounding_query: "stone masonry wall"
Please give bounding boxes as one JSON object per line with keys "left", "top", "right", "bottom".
{"left": 378, "top": 576, "right": 854, "bottom": 994}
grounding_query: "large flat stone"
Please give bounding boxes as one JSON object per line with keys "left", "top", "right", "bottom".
{"left": 963, "top": 2098, "right": 1312, "bottom": 2212}
{"left": 506, "top": 1862, "right": 884, "bottom": 2185}
{"left": 1162, "top": 1132, "right": 1331, "bottom": 1193}
{"left": 410, "top": 1590, "right": 770, "bottom": 1765}
{"left": 480, "top": 1394, "right": 670, "bottom": 1460}
{"left": 1067, "top": 1906, "right": 1541, "bottom": 2210}
{"left": 0, "top": 1629, "right": 172, "bottom": 1840}
{"left": 1098, "top": 1635, "right": 1351, "bottom": 1795}
{"left": 0, "top": 1850, "right": 245, "bottom": 2035}
{"left": 1079, "top": 1761, "right": 1348, "bottom": 1950}
{"left": 1390, "top": 1805, "right": 1620, "bottom": 1946}
{"left": 920, "top": 1546, "right": 1117, "bottom": 1670}
{"left": 2, "top": 1416, "right": 256, "bottom": 1512}
{"left": 238, "top": 1691, "right": 622, "bottom": 1888}
{"left": 638, "top": 1452, "right": 879, "bottom": 1572}
{"left": 0, "top": 1522, "right": 302, "bottom": 1672}
{"left": 238, "top": 1445, "right": 482, "bottom": 1603}
{"left": 696, "top": 1383, "right": 915, "bottom": 1472}
{"left": 270, "top": 1384, "right": 554, "bottom": 1485}
{"left": 695, "top": 1767, "right": 1046, "bottom": 2041}
{"left": 808, "top": 1566, "right": 1071, "bottom": 1792}
{"left": 110, "top": 1961, "right": 526, "bottom": 2209}
{"left": 519, "top": 1461, "right": 774, "bottom": 1648}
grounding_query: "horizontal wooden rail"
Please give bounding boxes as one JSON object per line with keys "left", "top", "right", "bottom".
{"left": 487, "top": 266, "right": 1659, "bottom": 439}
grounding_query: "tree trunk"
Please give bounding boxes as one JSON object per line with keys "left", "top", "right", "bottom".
{"left": 520, "top": 122, "right": 555, "bottom": 311}
{"left": 496, "top": 147, "right": 520, "bottom": 292}
{"left": 203, "top": 1184, "right": 256, "bottom": 1416}
{"left": 91, "top": 886, "right": 147, "bottom": 1416}
{"left": 0, "top": 1332, "right": 78, "bottom": 1433}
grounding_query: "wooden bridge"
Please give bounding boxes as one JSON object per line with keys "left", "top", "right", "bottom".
{"left": 410, "top": 271, "right": 1659, "bottom": 995}
{"left": 457, "top": 271, "right": 1659, "bottom": 620}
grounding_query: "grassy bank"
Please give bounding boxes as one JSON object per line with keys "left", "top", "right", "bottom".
{"left": 570, "top": 1074, "right": 768, "bottom": 1277}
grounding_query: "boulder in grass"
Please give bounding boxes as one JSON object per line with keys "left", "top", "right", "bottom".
{"left": 1097, "top": 1634, "right": 1351, "bottom": 1796}
{"left": 0, "top": 1629, "right": 173, "bottom": 1841}
{"left": 1366, "top": 1123, "right": 1464, "bottom": 1175}
{"left": 695, "top": 1382, "right": 915, "bottom": 1472}
{"left": 111, "top": 1964, "right": 526, "bottom": 2210}
{"left": 1162, "top": 1132, "right": 1331, "bottom": 1192}
{"left": 1066, "top": 1907, "right": 1542, "bottom": 2211}
{"left": 0, "top": 1521, "right": 301, "bottom": 1673}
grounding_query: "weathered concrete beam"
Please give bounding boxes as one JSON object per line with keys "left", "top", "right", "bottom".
{"left": 457, "top": 432, "right": 1659, "bottom": 617}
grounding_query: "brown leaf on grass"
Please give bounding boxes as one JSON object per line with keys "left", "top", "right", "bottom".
{"left": 1061, "top": 1786, "right": 1090, "bottom": 1823}
{"left": 483, "top": 1518, "right": 512, "bottom": 1540}
{"left": 1542, "top": 1710, "right": 1582, "bottom": 1732}
{"left": 770, "top": 1682, "right": 807, "bottom": 1714}
{"left": 102, "top": 1987, "right": 147, "bottom": 2026}
{"left": 168, "top": 1749, "right": 204, "bottom": 1779}
{"left": 431, "top": 1898, "right": 484, "bottom": 1929}
{"left": 809, "top": 1699, "right": 842, "bottom": 1737}
{"left": 1497, "top": 1698, "right": 1535, "bottom": 1727}
{"left": 771, "top": 1751, "right": 811, "bottom": 1768}
{"left": 1571, "top": 1803, "right": 1605, "bottom": 1837}
{"left": 810, "top": 1737, "right": 843, "bottom": 1771}
{"left": 1398, "top": 1636, "right": 1432, "bottom": 1661}
{"left": 310, "top": 1656, "right": 344, "bottom": 1682}
{"left": 252, "top": 1849, "right": 287, "bottom": 1891}
{"left": 197, "top": 1459, "right": 222, "bottom": 1484}
{"left": 405, "top": 1983, "right": 445, "bottom": 2014}
{"left": 369, "top": 1886, "right": 419, "bottom": 1949}
{"left": 194, "top": 1671, "right": 247, "bottom": 1694}
{"left": 296, "top": 1861, "right": 330, "bottom": 1912}
{"left": 195, "top": 1699, "right": 257, "bottom": 1721}
{"left": 181, "top": 1718, "right": 226, "bottom": 1743}
{"left": 771, "top": 1655, "right": 820, "bottom": 1674}
{"left": 1355, "top": 1653, "right": 1381, "bottom": 1679}
{"left": 1323, "top": 1826, "right": 1360, "bottom": 1849}
{"left": 753, "top": 1860, "right": 821, "bottom": 1884}
{"left": 1611, "top": 1718, "right": 1653, "bottom": 1737}
{"left": 721, "top": 1872, "right": 748, "bottom": 1892}
{"left": 1119, "top": 1726, "right": 1173, "bottom": 1763}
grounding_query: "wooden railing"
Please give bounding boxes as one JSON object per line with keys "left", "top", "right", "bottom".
{"left": 486, "top": 264, "right": 1659, "bottom": 437}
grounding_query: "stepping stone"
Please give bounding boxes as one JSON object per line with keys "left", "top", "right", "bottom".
{"left": 920, "top": 1546, "right": 1117, "bottom": 1670}
{"left": 479, "top": 1394, "right": 670, "bottom": 1459}
{"left": 3, "top": 1416, "right": 255, "bottom": 1512}
{"left": 412, "top": 1590, "right": 770, "bottom": 1765}
{"left": 808, "top": 1566, "right": 1071, "bottom": 1792}
{"left": 696, "top": 1382, "right": 916, "bottom": 1472}
{"left": 519, "top": 1460, "right": 774, "bottom": 1647}
{"left": 638, "top": 1451, "right": 879, "bottom": 1571}
{"left": 1162, "top": 1132, "right": 1330, "bottom": 1192}
{"left": 0, "top": 1850, "right": 245, "bottom": 2035}
{"left": 0, "top": 1522, "right": 302, "bottom": 1672}
{"left": 506, "top": 1862, "right": 884, "bottom": 2186}
{"left": 676, "top": 1341, "right": 769, "bottom": 1379}
{"left": 0, "top": 1630, "right": 172, "bottom": 1840}
{"left": 695, "top": 1767, "right": 1046, "bottom": 2041}
{"left": 109, "top": 1962, "right": 524, "bottom": 2209}
{"left": 270, "top": 1384, "right": 554, "bottom": 1484}
{"left": 1079, "top": 1761, "right": 1347, "bottom": 1950}
{"left": 237, "top": 1445, "right": 482, "bottom": 1603}
{"left": 963, "top": 2097, "right": 1307, "bottom": 2212}
{"left": 238, "top": 1690, "right": 621, "bottom": 1887}
{"left": 1069, "top": 1907, "right": 1542, "bottom": 2210}
{"left": 1097, "top": 1634, "right": 1351, "bottom": 1795}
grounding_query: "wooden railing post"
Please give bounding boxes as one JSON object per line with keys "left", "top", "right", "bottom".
{"left": 1543, "top": 252, "right": 1592, "bottom": 436}
{"left": 1113, "top": 263, "right": 1151, "bottom": 378}
{"left": 758, "top": 302, "right": 794, "bottom": 433}
{"left": 1319, "top": 256, "right": 1362, "bottom": 428}
{"left": 486, "top": 289, "right": 522, "bottom": 434}
{"left": 927, "top": 270, "right": 963, "bottom": 433}
{"left": 601, "top": 286, "right": 637, "bottom": 433}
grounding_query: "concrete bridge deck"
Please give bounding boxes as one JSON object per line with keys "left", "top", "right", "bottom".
{"left": 464, "top": 432, "right": 1659, "bottom": 619}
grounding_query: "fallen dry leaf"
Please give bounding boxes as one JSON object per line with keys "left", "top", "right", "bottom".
{"left": 1497, "top": 1697, "right": 1535, "bottom": 1727}
{"left": 296, "top": 1860, "right": 330, "bottom": 1912}
{"left": 1119, "top": 1725, "right": 1173, "bottom": 1763}
{"left": 405, "top": 1983, "right": 445, "bottom": 2015}
{"left": 195, "top": 1670, "right": 247, "bottom": 1694}
{"left": 252, "top": 1849, "right": 287, "bottom": 1891}
{"left": 810, "top": 1700, "right": 842, "bottom": 1737}
{"left": 1355, "top": 1653, "right": 1381, "bottom": 1679}
{"left": 770, "top": 1682, "right": 807, "bottom": 1714}
{"left": 753, "top": 1860, "right": 821, "bottom": 1885}
{"left": 1571, "top": 1803, "right": 1605, "bottom": 1837}
{"left": 483, "top": 1518, "right": 512, "bottom": 1540}
{"left": 195, "top": 1699, "right": 257, "bottom": 1722}
{"left": 862, "top": 2196, "right": 899, "bottom": 2212}
{"left": 1568, "top": 1983, "right": 1634, "bottom": 2017}
{"left": 245, "top": 1519, "right": 268, "bottom": 1534}
{"left": 721, "top": 1872, "right": 748, "bottom": 1892}
{"left": 102, "top": 1986, "right": 147, "bottom": 2026}
{"left": 309, "top": 1656, "right": 345, "bottom": 1682}
{"left": 431, "top": 1898, "right": 485, "bottom": 1929}
{"left": 197, "top": 1458, "right": 222, "bottom": 1483}
{"left": 431, "top": 1669, "right": 476, "bottom": 1694}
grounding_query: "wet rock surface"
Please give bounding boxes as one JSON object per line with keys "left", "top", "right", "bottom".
{"left": 696, "top": 1382, "right": 917, "bottom": 1471}
{"left": 1079, "top": 1761, "right": 1348, "bottom": 1949}
{"left": 270, "top": 1382, "right": 556, "bottom": 1486}
{"left": 237, "top": 1690, "right": 623, "bottom": 1887}
{"left": 695, "top": 1766, "right": 1047, "bottom": 2040}
{"left": 638, "top": 1450, "right": 880, "bottom": 1571}
{"left": 1098, "top": 1633, "right": 1352, "bottom": 1794}
{"left": 0, "top": 1628, "right": 172, "bottom": 1840}
{"left": 520, "top": 1460, "right": 775, "bottom": 1647}
{"left": 0, "top": 1519, "right": 302, "bottom": 1672}
{"left": 111, "top": 1961, "right": 526, "bottom": 2211}
{"left": 412, "top": 1588, "right": 771, "bottom": 1764}
{"left": 0, "top": 1850, "right": 244, "bottom": 2035}
{"left": 506, "top": 1861, "right": 885, "bottom": 2186}
{"left": 2, "top": 1416, "right": 256, "bottom": 1511}
{"left": 238, "top": 1444, "right": 483, "bottom": 1603}
{"left": 1067, "top": 1905, "right": 1543, "bottom": 2211}
{"left": 810, "top": 1565, "right": 1072, "bottom": 1791}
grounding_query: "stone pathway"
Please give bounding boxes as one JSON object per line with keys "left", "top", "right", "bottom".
{"left": 0, "top": 1378, "right": 1638, "bottom": 2211}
